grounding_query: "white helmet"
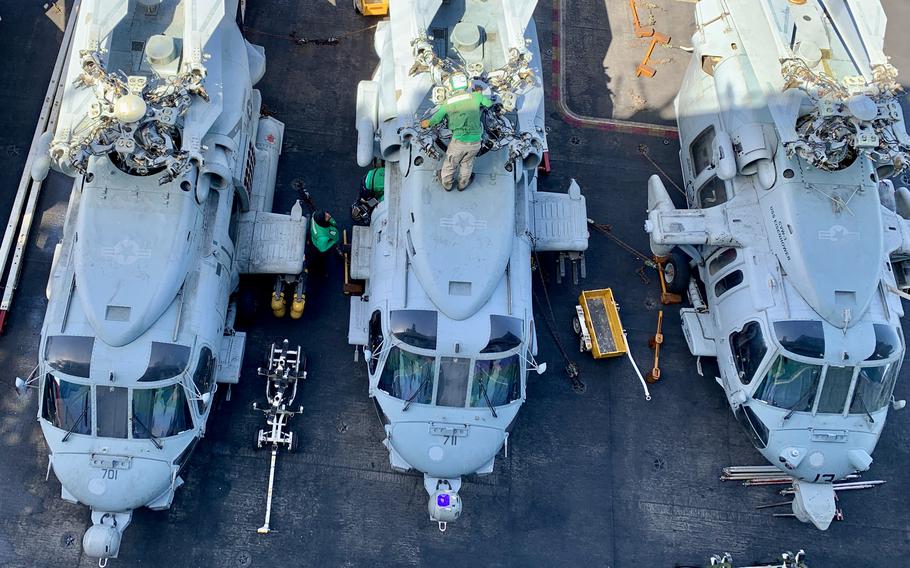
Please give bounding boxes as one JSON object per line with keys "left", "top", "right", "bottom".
{"left": 448, "top": 73, "right": 469, "bottom": 92}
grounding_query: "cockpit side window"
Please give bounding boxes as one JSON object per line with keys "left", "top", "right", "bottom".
{"left": 378, "top": 346, "right": 434, "bottom": 404}
{"left": 191, "top": 347, "right": 216, "bottom": 413}
{"left": 390, "top": 310, "right": 437, "bottom": 350}
{"left": 368, "top": 311, "right": 383, "bottom": 374}
{"left": 436, "top": 357, "right": 470, "bottom": 407}
{"left": 41, "top": 374, "right": 91, "bottom": 435}
{"left": 45, "top": 335, "right": 95, "bottom": 378}
{"left": 730, "top": 321, "right": 766, "bottom": 385}
{"left": 714, "top": 270, "right": 743, "bottom": 298}
{"left": 690, "top": 126, "right": 716, "bottom": 177}
{"left": 696, "top": 176, "right": 728, "bottom": 209}
{"left": 138, "top": 342, "right": 192, "bottom": 382}
{"left": 481, "top": 315, "right": 523, "bottom": 353}
{"left": 753, "top": 355, "right": 822, "bottom": 411}
{"left": 708, "top": 248, "right": 737, "bottom": 276}
{"left": 96, "top": 386, "right": 129, "bottom": 438}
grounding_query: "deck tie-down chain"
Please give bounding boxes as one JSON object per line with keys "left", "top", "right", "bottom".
{"left": 531, "top": 247, "right": 585, "bottom": 393}
{"left": 638, "top": 143, "right": 686, "bottom": 197}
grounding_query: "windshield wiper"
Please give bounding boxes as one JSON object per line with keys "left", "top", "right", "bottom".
{"left": 854, "top": 389, "right": 876, "bottom": 424}
{"left": 402, "top": 375, "right": 432, "bottom": 412}
{"left": 132, "top": 414, "right": 164, "bottom": 449}
{"left": 476, "top": 376, "right": 498, "bottom": 418}
{"left": 62, "top": 393, "right": 89, "bottom": 443}
{"left": 784, "top": 388, "right": 817, "bottom": 420}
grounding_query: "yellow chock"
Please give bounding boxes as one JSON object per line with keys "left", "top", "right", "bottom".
{"left": 290, "top": 293, "right": 306, "bottom": 319}
{"left": 271, "top": 292, "right": 286, "bottom": 318}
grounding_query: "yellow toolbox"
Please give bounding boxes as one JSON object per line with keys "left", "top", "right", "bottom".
{"left": 574, "top": 288, "right": 628, "bottom": 359}
{"left": 354, "top": 0, "right": 389, "bottom": 16}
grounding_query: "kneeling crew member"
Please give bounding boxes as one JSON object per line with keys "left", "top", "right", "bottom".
{"left": 420, "top": 73, "right": 493, "bottom": 191}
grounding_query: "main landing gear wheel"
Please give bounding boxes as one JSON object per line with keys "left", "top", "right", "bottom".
{"left": 662, "top": 248, "right": 691, "bottom": 295}
{"left": 572, "top": 316, "right": 582, "bottom": 336}
{"left": 288, "top": 432, "right": 299, "bottom": 453}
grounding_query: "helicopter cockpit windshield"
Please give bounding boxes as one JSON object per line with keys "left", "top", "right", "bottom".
{"left": 378, "top": 311, "right": 524, "bottom": 409}
{"left": 378, "top": 347, "right": 522, "bottom": 409}
{"left": 132, "top": 385, "right": 194, "bottom": 439}
{"left": 750, "top": 321, "right": 902, "bottom": 415}
{"left": 753, "top": 356, "right": 823, "bottom": 411}
{"left": 41, "top": 375, "right": 195, "bottom": 440}
{"left": 42, "top": 375, "right": 91, "bottom": 435}
{"left": 380, "top": 348, "right": 435, "bottom": 403}
{"left": 470, "top": 355, "right": 520, "bottom": 407}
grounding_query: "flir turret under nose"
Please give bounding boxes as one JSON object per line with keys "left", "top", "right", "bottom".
{"left": 791, "top": 481, "right": 836, "bottom": 531}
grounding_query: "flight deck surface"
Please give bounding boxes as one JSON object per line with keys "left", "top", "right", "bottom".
{"left": 0, "top": 1, "right": 909, "bottom": 566}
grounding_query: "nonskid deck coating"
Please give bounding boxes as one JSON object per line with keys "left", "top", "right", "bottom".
{"left": 0, "top": 1, "right": 909, "bottom": 566}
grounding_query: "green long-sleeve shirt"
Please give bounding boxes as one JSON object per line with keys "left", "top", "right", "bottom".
{"left": 365, "top": 167, "right": 385, "bottom": 201}
{"left": 428, "top": 91, "right": 494, "bottom": 143}
{"left": 310, "top": 216, "right": 339, "bottom": 253}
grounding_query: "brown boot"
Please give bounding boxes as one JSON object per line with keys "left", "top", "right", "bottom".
{"left": 457, "top": 173, "right": 475, "bottom": 191}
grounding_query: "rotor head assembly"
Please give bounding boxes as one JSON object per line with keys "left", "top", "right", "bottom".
{"left": 50, "top": 46, "right": 210, "bottom": 184}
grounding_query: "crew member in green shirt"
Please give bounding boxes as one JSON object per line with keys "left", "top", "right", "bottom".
{"left": 362, "top": 166, "right": 385, "bottom": 202}
{"left": 310, "top": 210, "right": 340, "bottom": 252}
{"left": 420, "top": 73, "right": 493, "bottom": 191}
{"left": 307, "top": 210, "right": 340, "bottom": 276}
{"left": 352, "top": 165, "right": 385, "bottom": 225}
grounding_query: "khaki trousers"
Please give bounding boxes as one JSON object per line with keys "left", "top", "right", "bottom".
{"left": 440, "top": 139, "right": 481, "bottom": 190}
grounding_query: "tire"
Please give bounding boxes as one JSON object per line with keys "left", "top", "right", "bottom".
{"left": 572, "top": 316, "right": 582, "bottom": 336}
{"left": 662, "top": 248, "right": 691, "bottom": 295}
{"left": 353, "top": 0, "right": 362, "bottom": 14}
{"left": 288, "top": 432, "right": 299, "bottom": 453}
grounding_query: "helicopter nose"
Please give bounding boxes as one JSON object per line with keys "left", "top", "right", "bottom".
{"left": 772, "top": 442, "right": 875, "bottom": 481}
{"left": 388, "top": 421, "right": 504, "bottom": 479}
{"left": 52, "top": 453, "right": 173, "bottom": 512}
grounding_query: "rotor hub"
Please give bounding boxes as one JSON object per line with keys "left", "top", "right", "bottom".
{"left": 113, "top": 94, "right": 148, "bottom": 124}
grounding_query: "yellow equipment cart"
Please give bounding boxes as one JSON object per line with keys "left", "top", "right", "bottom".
{"left": 574, "top": 288, "right": 651, "bottom": 400}
{"left": 574, "top": 288, "right": 627, "bottom": 358}
{"left": 354, "top": 0, "right": 389, "bottom": 16}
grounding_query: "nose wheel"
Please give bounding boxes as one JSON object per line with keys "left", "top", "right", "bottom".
{"left": 426, "top": 478, "right": 462, "bottom": 531}
{"left": 82, "top": 511, "right": 132, "bottom": 566}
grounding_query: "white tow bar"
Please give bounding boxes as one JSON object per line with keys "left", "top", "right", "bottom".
{"left": 253, "top": 340, "right": 306, "bottom": 534}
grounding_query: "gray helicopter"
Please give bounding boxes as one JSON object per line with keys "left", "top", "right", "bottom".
{"left": 347, "top": 0, "right": 588, "bottom": 529}
{"left": 644, "top": 0, "right": 910, "bottom": 529}
{"left": 16, "top": 0, "right": 307, "bottom": 562}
